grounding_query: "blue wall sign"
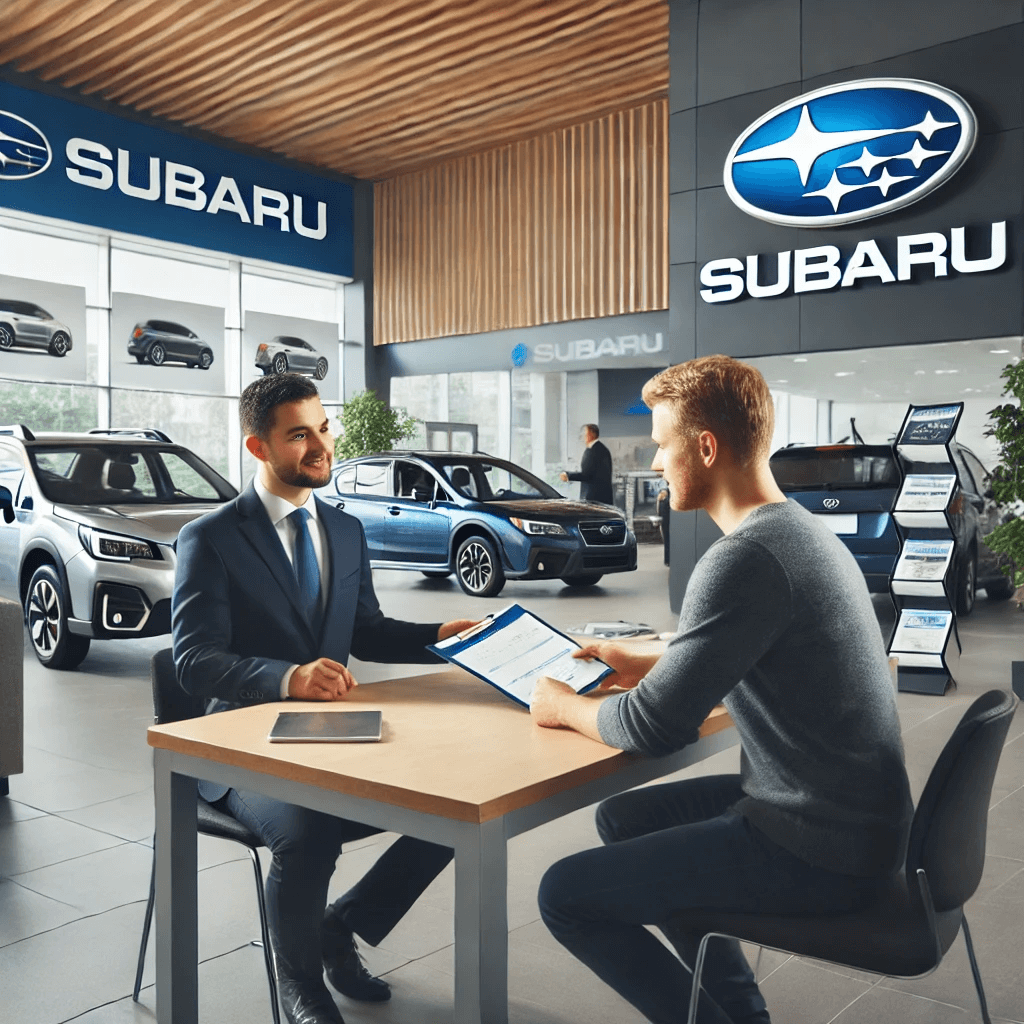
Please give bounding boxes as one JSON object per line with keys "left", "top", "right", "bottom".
{"left": 724, "top": 79, "right": 976, "bottom": 228}
{"left": 0, "top": 82, "right": 353, "bottom": 277}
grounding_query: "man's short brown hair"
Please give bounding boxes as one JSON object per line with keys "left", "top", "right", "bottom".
{"left": 641, "top": 355, "right": 774, "bottom": 466}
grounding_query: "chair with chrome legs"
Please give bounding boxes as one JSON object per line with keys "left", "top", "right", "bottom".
{"left": 133, "top": 647, "right": 280, "bottom": 1024}
{"left": 679, "top": 688, "right": 1017, "bottom": 1024}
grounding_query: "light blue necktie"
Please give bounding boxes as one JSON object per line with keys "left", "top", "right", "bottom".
{"left": 288, "top": 508, "right": 321, "bottom": 624}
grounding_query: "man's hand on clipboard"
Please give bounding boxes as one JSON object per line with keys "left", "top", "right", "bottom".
{"left": 572, "top": 641, "right": 656, "bottom": 690}
{"left": 437, "top": 617, "right": 485, "bottom": 642}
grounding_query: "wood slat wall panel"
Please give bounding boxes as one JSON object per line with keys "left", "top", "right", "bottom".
{"left": 375, "top": 100, "right": 667, "bottom": 345}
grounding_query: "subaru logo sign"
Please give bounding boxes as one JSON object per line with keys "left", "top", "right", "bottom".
{"left": 0, "top": 110, "right": 51, "bottom": 180}
{"left": 823, "top": 498, "right": 841, "bottom": 509}
{"left": 511, "top": 343, "right": 529, "bottom": 367}
{"left": 600, "top": 525, "right": 614, "bottom": 536}
{"left": 723, "top": 79, "right": 976, "bottom": 228}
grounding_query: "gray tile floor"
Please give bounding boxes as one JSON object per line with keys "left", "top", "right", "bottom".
{"left": 1, "top": 543, "right": 1022, "bottom": 1024}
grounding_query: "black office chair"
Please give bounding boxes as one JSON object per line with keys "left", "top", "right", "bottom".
{"left": 679, "top": 688, "right": 1017, "bottom": 1024}
{"left": 133, "top": 648, "right": 280, "bottom": 1024}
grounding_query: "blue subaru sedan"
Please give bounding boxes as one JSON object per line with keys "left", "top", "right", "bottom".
{"left": 317, "top": 451, "right": 637, "bottom": 597}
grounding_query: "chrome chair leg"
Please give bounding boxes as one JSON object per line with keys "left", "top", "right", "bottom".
{"left": 133, "top": 854, "right": 156, "bottom": 1001}
{"left": 246, "top": 846, "right": 280, "bottom": 1024}
{"left": 960, "top": 915, "right": 993, "bottom": 1024}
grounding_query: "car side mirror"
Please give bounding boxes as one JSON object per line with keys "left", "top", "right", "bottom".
{"left": 984, "top": 486, "right": 995, "bottom": 501}
{"left": 0, "top": 485, "right": 14, "bottom": 523}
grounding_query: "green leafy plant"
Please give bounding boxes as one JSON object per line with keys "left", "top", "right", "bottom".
{"left": 983, "top": 359, "right": 1024, "bottom": 592}
{"left": 334, "top": 390, "right": 417, "bottom": 459}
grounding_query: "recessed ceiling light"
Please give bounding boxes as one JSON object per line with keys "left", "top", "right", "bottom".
{"left": 934, "top": 369, "right": 959, "bottom": 374}
{"left": 793, "top": 357, "right": 808, "bottom": 363}
{"left": 774, "top": 379, "right": 789, "bottom": 384}
{"left": 990, "top": 349, "right": 1010, "bottom": 354}
{"left": 914, "top": 370, "right": 926, "bottom": 375}
{"left": 834, "top": 371, "right": 855, "bottom": 377}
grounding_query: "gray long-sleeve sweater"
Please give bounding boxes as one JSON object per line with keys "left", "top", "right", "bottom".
{"left": 597, "top": 499, "right": 913, "bottom": 877}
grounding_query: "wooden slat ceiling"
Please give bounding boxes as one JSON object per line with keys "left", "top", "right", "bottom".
{"left": 0, "top": 0, "right": 668, "bottom": 181}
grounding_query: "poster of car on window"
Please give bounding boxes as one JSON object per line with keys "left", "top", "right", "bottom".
{"left": 111, "top": 293, "right": 225, "bottom": 394}
{"left": 244, "top": 311, "right": 339, "bottom": 401}
{"left": 0, "top": 275, "right": 87, "bottom": 384}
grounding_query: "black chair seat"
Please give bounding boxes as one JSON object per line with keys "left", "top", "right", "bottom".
{"left": 197, "top": 797, "right": 262, "bottom": 847}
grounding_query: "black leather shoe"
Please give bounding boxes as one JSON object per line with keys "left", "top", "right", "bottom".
{"left": 322, "top": 915, "right": 391, "bottom": 1003}
{"left": 278, "top": 976, "right": 345, "bottom": 1024}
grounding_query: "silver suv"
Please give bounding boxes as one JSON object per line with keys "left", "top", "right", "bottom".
{"left": 0, "top": 426, "right": 237, "bottom": 669}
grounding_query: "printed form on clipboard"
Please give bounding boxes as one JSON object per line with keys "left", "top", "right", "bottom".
{"left": 428, "top": 603, "right": 613, "bottom": 708}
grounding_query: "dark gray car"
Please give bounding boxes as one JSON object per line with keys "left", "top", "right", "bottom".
{"left": 128, "top": 319, "right": 214, "bottom": 369}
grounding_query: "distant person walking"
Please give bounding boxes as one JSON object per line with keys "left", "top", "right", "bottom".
{"left": 657, "top": 485, "right": 671, "bottom": 566}
{"left": 561, "top": 424, "right": 613, "bottom": 504}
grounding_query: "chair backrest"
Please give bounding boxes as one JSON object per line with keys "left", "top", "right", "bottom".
{"left": 151, "top": 647, "right": 206, "bottom": 725}
{"left": 906, "top": 688, "right": 1017, "bottom": 912}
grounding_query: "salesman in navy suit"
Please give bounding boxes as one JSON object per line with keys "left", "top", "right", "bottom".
{"left": 560, "top": 423, "right": 614, "bottom": 504}
{"left": 173, "top": 374, "right": 475, "bottom": 1024}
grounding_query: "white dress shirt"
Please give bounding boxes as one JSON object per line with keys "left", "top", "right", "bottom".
{"left": 253, "top": 476, "right": 331, "bottom": 698}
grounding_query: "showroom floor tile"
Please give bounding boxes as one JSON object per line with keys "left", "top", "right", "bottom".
{"left": 1, "top": 544, "right": 1022, "bottom": 1024}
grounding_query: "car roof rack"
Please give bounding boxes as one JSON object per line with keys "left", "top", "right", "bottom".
{"left": 0, "top": 424, "right": 36, "bottom": 440}
{"left": 87, "top": 427, "right": 173, "bottom": 442}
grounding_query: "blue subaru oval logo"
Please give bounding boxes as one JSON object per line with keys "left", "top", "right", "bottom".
{"left": 0, "top": 110, "right": 52, "bottom": 180}
{"left": 724, "top": 79, "right": 976, "bottom": 227}
{"left": 511, "top": 343, "right": 529, "bottom": 367}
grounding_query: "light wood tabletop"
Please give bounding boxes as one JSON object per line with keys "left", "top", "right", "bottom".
{"left": 148, "top": 668, "right": 733, "bottom": 824}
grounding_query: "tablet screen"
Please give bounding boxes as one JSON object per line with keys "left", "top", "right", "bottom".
{"left": 268, "top": 710, "right": 382, "bottom": 742}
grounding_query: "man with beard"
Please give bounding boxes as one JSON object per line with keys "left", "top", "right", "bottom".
{"left": 173, "top": 374, "right": 474, "bottom": 1024}
{"left": 529, "top": 356, "right": 912, "bottom": 1024}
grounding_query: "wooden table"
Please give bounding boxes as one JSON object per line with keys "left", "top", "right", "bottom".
{"left": 148, "top": 669, "right": 736, "bottom": 1024}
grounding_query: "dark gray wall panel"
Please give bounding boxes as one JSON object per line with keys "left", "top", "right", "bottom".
{"left": 695, "top": 82, "right": 802, "bottom": 189}
{"left": 805, "top": 24, "right": 1024, "bottom": 136}
{"left": 695, "top": 186, "right": 803, "bottom": 264}
{"left": 696, "top": 284, "right": 799, "bottom": 359}
{"left": 597, "top": 367, "right": 658, "bottom": 437}
{"left": 802, "top": 0, "right": 1023, "bottom": 80}
{"left": 668, "top": 509, "right": 697, "bottom": 613}
{"left": 696, "top": 0, "right": 801, "bottom": 106}
{"left": 670, "top": 108, "right": 697, "bottom": 194}
{"left": 669, "top": 263, "right": 697, "bottom": 363}
{"left": 669, "top": 0, "right": 698, "bottom": 113}
{"left": 670, "top": 190, "right": 696, "bottom": 266}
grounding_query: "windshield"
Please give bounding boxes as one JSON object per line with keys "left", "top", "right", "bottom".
{"left": 29, "top": 445, "right": 237, "bottom": 506}
{"left": 770, "top": 447, "right": 901, "bottom": 491}
{"left": 0, "top": 299, "right": 49, "bottom": 318}
{"left": 432, "top": 457, "right": 560, "bottom": 501}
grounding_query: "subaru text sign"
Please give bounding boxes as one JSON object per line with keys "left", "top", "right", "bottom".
{"left": 0, "top": 82, "right": 353, "bottom": 277}
{"left": 724, "top": 79, "right": 976, "bottom": 228}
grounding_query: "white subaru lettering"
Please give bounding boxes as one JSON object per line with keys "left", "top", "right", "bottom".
{"left": 65, "top": 138, "right": 113, "bottom": 190}
{"left": 841, "top": 239, "right": 894, "bottom": 287}
{"left": 699, "top": 258, "right": 744, "bottom": 303}
{"left": 950, "top": 221, "right": 1006, "bottom": 273}
{"left": 292, "top": 195, "right": 327, "bottom": 239}
{"left": 575, "top": 339, "right": 596, "bottom": 359}
{"left": 746, "top": 252, "right": 790, "bottom": 298}
{"left": 254, "top": 186, "right": 290, "bottom": 231}
{"left": 640, "top": 332, "right": 664, "bottom": 354}
{"left": 595, "top": 337, "right": 618, "bottom": 358}
{"left": 117, "top": 149, "right": 159, "bottom": 200}
{"left": 793, "top": 246, "right": 841, "bottom": 293}
{"left": 165, "top": 161, "right": 206, "bottom": 211}
{"left": 534, "top": 343, "right": 554, "bottom": 363}
{"left": 618, "top": 335, "right": 640, "bottom": 355}
{"left": 897, "top": 232, "right": 947, "bottom": 280}
{"left": 207, "top": 176, "right": 251, "bottom": 222}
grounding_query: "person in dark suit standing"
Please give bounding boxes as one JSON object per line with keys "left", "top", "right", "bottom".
{"left": 560, "top": 423, "right": 613, "bottom": 504}
{"left": 173, "top": 374, "right": 475, "bottom": 1024}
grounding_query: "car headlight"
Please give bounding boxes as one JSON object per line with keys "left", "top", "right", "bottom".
{"left": 510, "top": 518, "right": 567, "bottom": 536}
{"left": 79, "top": 526, "right": 158, "bottom": 561}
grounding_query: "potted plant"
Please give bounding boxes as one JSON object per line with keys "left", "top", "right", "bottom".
{"left": 983, "top": 359, "right": 1024, "bottom": 696}
{"left": 335, "top": 389, "right": 417, "bottom": 459}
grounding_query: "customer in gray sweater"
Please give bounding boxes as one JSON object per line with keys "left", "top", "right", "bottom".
{"left": 531, "top": 355, "right": 913, "bottom": 1024}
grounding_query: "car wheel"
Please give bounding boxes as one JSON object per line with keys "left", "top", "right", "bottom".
{"left": 272, "top": 353, "right": 288, "bottom": 374}
{"left": 985, "top": 573, "right": 1016, "bottom": 600}
{"left": 421, "top": 570, "right": 452, "bottom": 579}
{"left": 956, "top": 551, "right": 977, "bottom": 616}
{"left": 198, "top": 349, "right": 213, "bottom": 369}
{"left": 0, "top": 324, "right": 15, "bottom": 349}
{"left": 561, "top": 573, "right": 604, "bottom": 588}
{"left": 314, "top": 357, "right": 329, "bottom": 380}
{"left": 25, "top": 565, "right": 91, "bottom": 670}
{"left": 148, "top": 342, "right": 166, "bottom": 366}
{"left": 455, "top": 536, "right": 505, "bottom": 597}
{"left": 48, "top": 331, "right": 70, "bottom": 357}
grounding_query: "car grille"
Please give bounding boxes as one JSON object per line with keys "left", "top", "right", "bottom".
{"left": 583, "top": 553, "right": 633, "bottom": 569}
{"left": 579, "top": 519, "right": 626, "bottom": 546}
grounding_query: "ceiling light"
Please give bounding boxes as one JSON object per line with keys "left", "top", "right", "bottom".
{"left": 914, "top": 370, "right": 926, "bottom": 375}
{"left": 990, "top": 349, "right": 1010, "bottom": 354}
{"left": 793, "top": 357, "right": 808, "bottom": 363}
{"left": 934, "top": 369, "right": 959, "bottom": 374}
{"left": 774, "top": 379, "right": 789, "bottom": 384}
{"left": 834, "top": 371, "right": 855, "bottom": 377}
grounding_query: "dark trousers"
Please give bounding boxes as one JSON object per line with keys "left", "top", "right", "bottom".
{"left": 538, "top": 775, "right": 883, "bottom": 1024}
{"left": 225, "top": 788, "right": 453, "bottom": 982}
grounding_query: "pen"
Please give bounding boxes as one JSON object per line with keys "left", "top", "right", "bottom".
{"left": 457, "top": 614, "right": 494, "bottom": 640}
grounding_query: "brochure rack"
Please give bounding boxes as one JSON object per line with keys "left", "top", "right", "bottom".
{"left": 887, "top": 402, "right": 965, "bottom": 695}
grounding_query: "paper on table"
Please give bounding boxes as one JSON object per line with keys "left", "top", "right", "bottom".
{"left": 431, "top": 603, "right": 611, "bottom": 707}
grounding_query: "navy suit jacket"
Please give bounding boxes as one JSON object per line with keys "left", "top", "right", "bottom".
{"left": 172, "top": 483, "right": 441, "bottom": 774}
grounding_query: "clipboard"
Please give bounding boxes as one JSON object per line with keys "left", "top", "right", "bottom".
{"left": 427, "top": 603, "right": 613, "bottom": 708}
{"left": 268, "top": 710, "right": 383, "bottom": 743}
